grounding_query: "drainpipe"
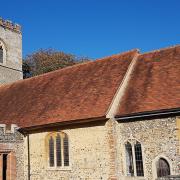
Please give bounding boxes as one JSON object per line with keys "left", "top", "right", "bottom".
{"left": 27, "top": 134, "right": 31, "bottom": 180}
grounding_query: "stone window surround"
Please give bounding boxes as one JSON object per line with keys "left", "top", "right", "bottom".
{"left": 0, "top": 148, "right": 16, "bottom": 180}
{"left": 45, "top": 131, "right": 71, "bottom": 171}
{"left": 123, "top": 137, "right": 145, "bottom": 178}
{"left": 0, "top": 39, "right": 7, "bottom": 66}
{"left": 152, "top": 155, "right": 172, "bottom": 180}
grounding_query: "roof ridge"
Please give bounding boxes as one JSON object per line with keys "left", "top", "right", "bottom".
{"left": 141, "top": 44, "right": 180, "bottom": 56}
{"left": 0, "top": 48, "right": 139, "bottom": 89}
{"left": 44, "top": 48, "right": 139, "bottom": 72}
{"left": 95, "top": 48, "right": 139, "bottom": 61}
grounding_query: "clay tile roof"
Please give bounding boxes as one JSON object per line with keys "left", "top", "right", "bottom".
{"left": 117, "top": 45, "right": 180, "bottom": 117}
{"left": 0, "top": 49, "right": 138, "bottom": 128}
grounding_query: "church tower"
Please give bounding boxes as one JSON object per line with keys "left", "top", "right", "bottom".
{"left": 0, "top": 18, "right": 23, "bottom": 84}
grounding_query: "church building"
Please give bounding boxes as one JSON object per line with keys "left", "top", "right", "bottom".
{"left": 0, "top": 18, "right": 179, "bottom": 180}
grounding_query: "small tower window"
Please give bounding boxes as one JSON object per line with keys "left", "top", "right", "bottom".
{"left": 0, "top": 46, "right": 3, "bottom": 63}
{"left": 0, "top": 41, "right": 6, "bottom": 65}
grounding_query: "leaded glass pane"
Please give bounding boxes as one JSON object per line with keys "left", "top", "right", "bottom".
{"left": 134, "top": 142, "right": 144, "bottom": 176}
{"left": 63, "top": 134, "right": 69, "bottom": 166}
{"left": 125, "top": 142, "right": 134, "bottom": 176}
{"left": 56, "top": 134, "right": 62, "bottom": 167}
{"left": 49, "top": 136, "right": 54, "bottom": 167}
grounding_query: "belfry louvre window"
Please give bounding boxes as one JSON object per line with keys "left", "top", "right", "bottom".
{"left": 47, "top": 132, "right": 69, "bottom": 168}
{"left": 0, "top": 47, "right": 3, "bottom": 63}
{"left": 125, "top": 141, "right": 144, "bottom": 177}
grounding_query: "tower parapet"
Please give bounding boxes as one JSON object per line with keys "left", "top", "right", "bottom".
{"left": 0, "top": 124, "right": 23, "bottom": 142}
{"left": 0, "top": 17, "right": 21, "bottom": 33}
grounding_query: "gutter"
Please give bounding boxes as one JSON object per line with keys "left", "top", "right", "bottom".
{"left": 115, "top": 108, "right": 180, "bottom": 121}
{"left": 18, "top": 116, "right": 107, "bottom": 134}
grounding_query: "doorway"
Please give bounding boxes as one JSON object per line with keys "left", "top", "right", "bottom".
{"left": 3, "top": 154, "right": 8, "bottom": 180}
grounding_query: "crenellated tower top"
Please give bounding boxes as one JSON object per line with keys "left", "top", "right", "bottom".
{"left": 0, "top": 17, "right": 21, "bottom": 33}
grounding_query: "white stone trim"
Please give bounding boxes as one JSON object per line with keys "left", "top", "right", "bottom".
{"left": 106, "top": 52, "right": 139, "bottom": 118}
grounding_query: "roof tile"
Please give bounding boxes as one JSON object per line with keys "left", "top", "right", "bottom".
{"left": 0, "top": 50, "right": 138, "bottom": 128}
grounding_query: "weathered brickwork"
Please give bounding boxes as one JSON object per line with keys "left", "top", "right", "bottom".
{"left": 106, "top": 119, "right": 119, "bottom": 180}
{"left": 23, "top": 122, "right": 112, "bottom": 180}
{"left": 0, "top": 19, "right": 22, "bottom": 84}
{"left": 0, "top": 124, "right": 24, "bottom": 180}
{"left": 116, "top": 117, "right": 179, "bottom": 180}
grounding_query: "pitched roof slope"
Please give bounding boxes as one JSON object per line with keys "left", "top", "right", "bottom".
{"left": 0, "top": 50, "right": 138, "bottom": 128}
{"left": 117, "top": 46, "right": 180, "bottom": 117}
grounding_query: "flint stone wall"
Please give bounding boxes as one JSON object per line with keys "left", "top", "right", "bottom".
{"left": 0, "top": 124, "right": 24, "bottom": 180}
{"left": 23, "top": 122, "right": 111, "bottom": 180}
{"left": 116, "top": 117, "right": 179, "bottom": 180}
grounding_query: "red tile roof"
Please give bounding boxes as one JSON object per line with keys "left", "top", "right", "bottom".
{"left": 117, "top": 46, "right": 180, "bottom": 116}
{"left": 0, "top": 50, "right": 138, "bottom": 128}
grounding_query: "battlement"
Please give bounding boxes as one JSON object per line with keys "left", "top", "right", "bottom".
{"left": 0, "top": 17, "right": 21, "bottom": 33}
{"left": 0, "top": 124, "right": 23, "bottom": 142}
{"left": 0, "top": 124, "right": 19, "bottom": 134}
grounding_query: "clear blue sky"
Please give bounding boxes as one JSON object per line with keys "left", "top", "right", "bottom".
{"left": 1, "top": 0, "right": 180, "bottom": 59}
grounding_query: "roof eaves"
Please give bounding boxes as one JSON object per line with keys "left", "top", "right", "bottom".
{"left": 18, "top": 115, "right": 107, "bottom": 135}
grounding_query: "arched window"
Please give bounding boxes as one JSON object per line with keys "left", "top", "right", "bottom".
{"left": 46, "top": 132, "right": 69, "bottom": 168}
{"left": 157, "top": 158, "right": 170, "bottom": 177}
{"left": 125, "top": 140, "right": 144, "bottom": 177}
